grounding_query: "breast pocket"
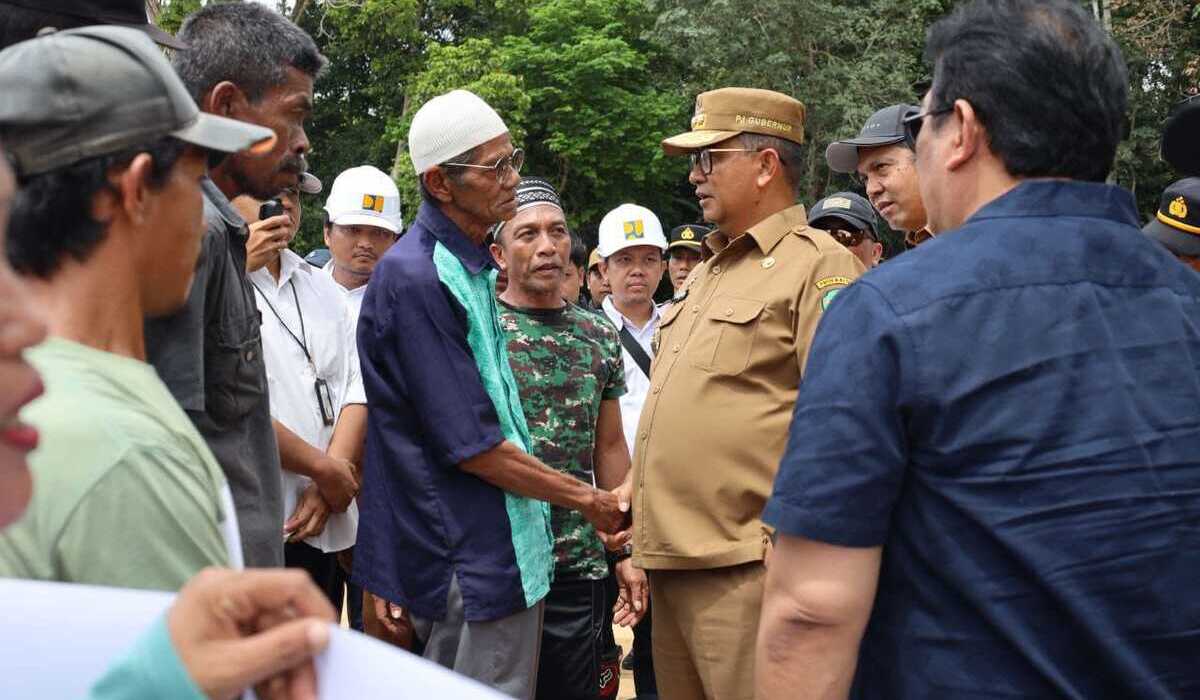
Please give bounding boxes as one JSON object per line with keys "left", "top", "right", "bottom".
{"left": 205, "top": 312, "right": 267, "bottom": 427}
{"left": 687, "top": 294, "right": 765, "bottom": 375}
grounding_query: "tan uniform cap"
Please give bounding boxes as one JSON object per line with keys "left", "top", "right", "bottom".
{"left": 662, "top": 87, "right": 807, "bottom": 155}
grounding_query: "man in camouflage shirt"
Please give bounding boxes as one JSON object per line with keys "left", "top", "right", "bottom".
{"left": 492, "top": 178, "right": 646, "bottom": 700}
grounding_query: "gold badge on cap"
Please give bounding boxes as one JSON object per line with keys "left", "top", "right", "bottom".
{"left": 681, "top": 227, "right": 695, "bottom": 241}
{"left": 362, "top": 194, "right": 385, "bottom": 213}
{"left": 624, "top": 220, "right": 646, "bottom": 240}
{"left": 1169, "top": 196, "right": 1189, "bottom": 219}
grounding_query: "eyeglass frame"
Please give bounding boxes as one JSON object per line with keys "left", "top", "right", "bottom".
{"left": 902, "top": 105, "right": 955, "bottom": 149}
{"left": 441, "top": 147, "right": 525, "bottom": 180}
{"left": 688, "top": 147, "right": 761, "bottom": 176}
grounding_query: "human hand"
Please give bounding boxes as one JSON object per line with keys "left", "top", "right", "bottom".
{"left": 612, "top": 558, "right": 648, "bottom": 627}
{"left": 596, "top": 479, "right": 633, "bottom": 549}
{"left": 244, "top": 214, "right": 293, "bottom": 273}
{"left": 167, "top": 567, "right": 336, "bottom": 700}
{"left": 284, "top": 484, "right": 331, "bottom": 542}
{"left": 583, "top": 488, "right": 629, "bottom": 535}
{"left": 313, "top": 455, "right": 359, "bottom": 513}
{"left": 366, "top": 593, "right": 414, "bottom": 650}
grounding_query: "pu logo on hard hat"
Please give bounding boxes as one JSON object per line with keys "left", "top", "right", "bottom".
{"left": 362, "top": 194, "right": 385, "bottom": 213}
{"left": 681, "top": 227, "right": 695, "bottom": 240}
{"left": 1170, "top": 196, "right": 1188, "bottom": 219}
{"left": 624, "top": 220, "right": 645, "bottom": 240}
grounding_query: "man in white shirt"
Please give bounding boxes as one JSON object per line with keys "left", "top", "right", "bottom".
{"left": 234, "top": 187, "right": 367, "bottom": 615}
{"left": 598, "top": 204, "right": 668, "bottom": 460}
{"left": 320, "top": 166, "right": 403, "bottom": 320}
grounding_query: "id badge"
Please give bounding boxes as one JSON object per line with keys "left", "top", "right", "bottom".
{"left": 314, "top": 377, "right": 335, "bottom": 426}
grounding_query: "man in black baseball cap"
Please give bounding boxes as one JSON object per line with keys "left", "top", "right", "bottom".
{"left": 1162, "top": 96, "right": 1200, "bottom": 177}
{"left": 665, "top": 224, "right": 711, "bottom": 295}
{"left": 826, "top": 104, "right": 933, "bottom": 248}
{"left": 808, "top": 192, "right": 882, "bottom": 269}
{"left": 1142, "top": 177, "right": 1200, "bottom": 272}
{"left": 0, "top": 0, "right": 186, "bottom": 50}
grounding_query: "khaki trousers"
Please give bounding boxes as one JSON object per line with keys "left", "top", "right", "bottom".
{"left": 648, "top": 562, "right": 766, "bottom": 700}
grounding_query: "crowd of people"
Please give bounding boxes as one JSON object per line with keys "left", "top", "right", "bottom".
{"left": 1, "top": 0, "right": 1200, "bottom": 699}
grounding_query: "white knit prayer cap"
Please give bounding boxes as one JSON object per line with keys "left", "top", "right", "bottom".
{"left": 408, "top": 90, "right": 509, "bottom": 174}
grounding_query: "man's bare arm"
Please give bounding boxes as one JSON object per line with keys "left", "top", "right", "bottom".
{"left": 272, "top": 419, "right": 358, "bottom": 512}
{"left": 593, "top": 399, "right": 630, "bottom": 491}
{"left": 327, "top": 404, "right": 367, "bottom": 466}
{"left": 460, "top": 440, "right": 628, "bottom": 534}
{"left": 755, "top": 533, "right": 882, "bottom": 700}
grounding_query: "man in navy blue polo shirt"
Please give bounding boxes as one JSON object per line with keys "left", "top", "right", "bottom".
{"left": 756, "top": 1, "right": 1200, "bottom": 699}
{"left": 354, "top": 89, "right": 629, "bottom": 699}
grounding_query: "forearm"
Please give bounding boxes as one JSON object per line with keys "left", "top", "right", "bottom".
{"left": 461, "top": 440, "right": 597, "bottom": 510}
{"left": 328, "top": 404, "right": 367, "bottom": 464}
{"left": 594, "top": 438, "right": 630, "bottom": 491}
{"left": 273, "top": 419, "right": 328, "bottom": 479}
{"left": 755, "top": 602, "right": 863, "bottom": 700}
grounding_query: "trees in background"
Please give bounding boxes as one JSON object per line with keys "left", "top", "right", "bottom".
{"left": 153, "top": 0, "right": 1200, "bottom": 255}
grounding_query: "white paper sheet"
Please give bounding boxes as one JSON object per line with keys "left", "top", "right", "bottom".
{"left": 0, "top": 578, "right": 506, "bottom": 699}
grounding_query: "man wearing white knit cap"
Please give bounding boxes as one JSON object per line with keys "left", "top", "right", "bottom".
{"left": 353, "top": 89, "right": 631, "bottom": 698}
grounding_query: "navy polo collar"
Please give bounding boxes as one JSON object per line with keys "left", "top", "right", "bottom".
{"left": 416, "top": 201, "right": 496, "bottom": 275}
{"left": 967, "top": 180, "right": 1139, "bottom": 228}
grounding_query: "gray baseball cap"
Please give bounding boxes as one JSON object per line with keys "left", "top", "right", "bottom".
{"left": 0, "top": 25, "right": 275, "bottom": 177}
{"left": 825, "top": 104, "right": 919, "bottom": 174}
{"left": 808, "top": 192, "right": 881, "bottom": 241}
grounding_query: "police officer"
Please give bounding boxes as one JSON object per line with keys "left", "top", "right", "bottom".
{"left": 665, "top": 224, "right": 711, "bottom": 296}
{"left": 826, "top": 104, "right": 933, "bottom": 248}
{"left": 629, "top": 87, "right": 864, "bottom": 700}
{"left": 1142, "top": 178, "right": 1200, "bottom": 272}
{"left": 808, "top": 192, "right": 883, "bottom": 269}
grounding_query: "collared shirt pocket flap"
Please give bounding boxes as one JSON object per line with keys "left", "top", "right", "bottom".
{"left": 705, "top": 296, "right": 765, "bottom": 325}
{"left": 689, "top": 295, "right": 766, "bottom": 375}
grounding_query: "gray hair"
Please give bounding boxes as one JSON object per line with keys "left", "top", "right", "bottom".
{"left": 172, "top": 2, "right": 327, "bottom": 103}
{"left": 739, "top": 133, "right": 806, "bottom": 197}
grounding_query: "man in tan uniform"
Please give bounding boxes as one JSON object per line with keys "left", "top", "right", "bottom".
{"left": 628, "top": 87, "right": 864, "bottom": 700}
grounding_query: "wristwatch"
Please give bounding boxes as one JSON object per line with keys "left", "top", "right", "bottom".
{"left": 615, "top": 543, "right": 633, "bottom": 561}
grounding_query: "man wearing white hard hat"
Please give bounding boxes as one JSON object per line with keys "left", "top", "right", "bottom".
{"left": 322, "top": 165, "right": 403, "bottom": 320}
{"left": 353, "top": 89, "right": 629, "bottom": 698}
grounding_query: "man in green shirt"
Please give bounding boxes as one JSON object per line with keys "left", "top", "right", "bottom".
{"left": 492, "top": 177, "right": 647, "bottom": 699}
{"left": 0, "top": 26, "right": 275, "bottom": 590}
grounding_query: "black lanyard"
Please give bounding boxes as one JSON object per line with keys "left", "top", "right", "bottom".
{"left": 252, "top": 278, "right": 313, "bottom": 369}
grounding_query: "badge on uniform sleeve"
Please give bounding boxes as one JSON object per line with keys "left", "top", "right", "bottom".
{"left": 816, "top": 276, "right": 852, "bottom": 311}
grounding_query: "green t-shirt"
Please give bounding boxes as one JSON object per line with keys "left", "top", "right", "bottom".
{"left": 499, "top": 300, "right": 626, "bottom": 580}
{"left": 0, "top": 338, "right": 231, "bottom": 591}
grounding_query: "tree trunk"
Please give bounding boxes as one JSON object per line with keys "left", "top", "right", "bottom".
{"left": 390, "top": 92, "right": 413, "bottom": 181}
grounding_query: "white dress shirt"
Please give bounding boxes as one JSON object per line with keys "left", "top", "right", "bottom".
{"left": 602, "top": 296, "right": 661, "bottom": 458}
{"left": 322, "top": 259, "right": 368, "bottom": 322}
{"left": 251, "top": 251, "right": 365, "bottom": 552}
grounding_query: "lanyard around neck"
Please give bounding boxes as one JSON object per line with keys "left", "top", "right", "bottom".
{"left": 252, "top": 278, "right": 312, "bottom": 367}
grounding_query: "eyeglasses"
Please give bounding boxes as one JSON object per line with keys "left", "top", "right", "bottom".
{"left": 828, "top": 228, "right": 871, "bottom": 248}
{"left": 902, "top": 106, "right": 954, "bottom": 147}
{"left": 442, "top": 148, "right": 525, "bottom": 180}
{"left": 688, "top": 148, "right": 758, "bottom": 175}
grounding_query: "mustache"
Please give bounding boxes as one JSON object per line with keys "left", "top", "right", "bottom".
{"left": 280, "top": 155, "right": 307, "bottom": 175}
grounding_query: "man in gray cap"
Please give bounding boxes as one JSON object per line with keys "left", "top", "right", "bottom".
{"left": 808, "top": 191, "right": 884, "bottom": 269}
{"left": 143, "top": 2, "right": 332, "bottom": 569}
{"left": 0, "top": 0, "right": 187, "bottom": 49}
{"left": 0, "top": 25, "right": 273, "bottom": 588}
{"left": 826, "top": 104, "right": 933, "bottom": 248}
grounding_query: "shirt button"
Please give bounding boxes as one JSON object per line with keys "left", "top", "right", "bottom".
{"left": 724, "top": 308, "right": 734, "bottom": 317}
{"left": 652, "top": 385, "right": 661, "bottom": 394}
{"left": 691, "top": 305, "right": 700, "bottom": 313}
{"left": 672, "top": 344, "right": 681, "bottom": 353}
{"left": 245, "top": 350, "right": 255, "bottom": 361}
{"left": 711, "top": 265, "right": 722, "bottom": 275}
{"left": 640, "top": 432, "right": 648, "bottom": 441}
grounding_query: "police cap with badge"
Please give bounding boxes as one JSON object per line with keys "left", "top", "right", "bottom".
{"left": 668, "top": 224, "right": 711, "bottom": 254}
{"left": 1143, "top": 178, "right": 1200, "bottom": 258}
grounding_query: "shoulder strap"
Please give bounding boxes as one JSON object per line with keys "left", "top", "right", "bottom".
{"left": 618, "top": 324, "right": 653, "bottom": 379}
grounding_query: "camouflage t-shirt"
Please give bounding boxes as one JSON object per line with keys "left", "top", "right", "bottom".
{"left": 499, "top": 300, "right": 626, "bottom": 581}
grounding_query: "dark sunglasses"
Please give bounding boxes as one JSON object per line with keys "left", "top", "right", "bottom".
{"left": 902, "top": 105, "right": 954, "bottom": 148}
{"left": 828, "top": 228, "right": 871, "bottom": 248}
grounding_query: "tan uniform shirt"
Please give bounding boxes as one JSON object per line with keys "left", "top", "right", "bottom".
{"left": 630, "top": 203, "right": 865, "bottom": 570}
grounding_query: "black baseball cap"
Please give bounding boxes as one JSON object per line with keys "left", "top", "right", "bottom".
{"left": 825, "top": 104, "right": 919, "bottom": 174}
{"left": 1143, "top": 177, "right": 1200, "bottom": 258}
{"left": 1, "top": 0, "right": 188, "bottom": 49}
{"left": 1163, "top": 96, "right": 1200, "bottom": 177}
{"left": 668, "top": 224, "right": 711, "bottom": 252}
{"left": 808, "top": 192, "right": 880, "bottom": 241}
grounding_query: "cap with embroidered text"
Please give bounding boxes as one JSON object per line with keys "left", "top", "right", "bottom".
{"left": 662, "top": 87, "right": 806, "bottom": 156}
